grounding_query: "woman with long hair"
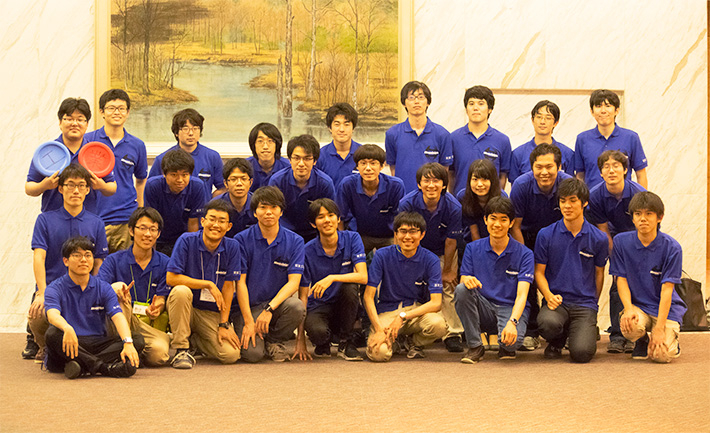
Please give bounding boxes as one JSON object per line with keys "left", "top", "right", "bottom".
{"left": 457, "top": 158, "right": 505, "bottom": 242}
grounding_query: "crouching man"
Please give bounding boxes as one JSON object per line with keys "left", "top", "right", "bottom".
{"left": 364, "top": 212, "right": 447, "bottom": 361}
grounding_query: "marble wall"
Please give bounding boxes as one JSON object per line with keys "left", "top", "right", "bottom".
{"left": 0, "top": 1, "right": 95, "bottom": 331}
{"left": 412, "top": 0, "right": 708, "bottom": 327}
{"left": 0, "top": 0, "right": 706, "bottom": 332}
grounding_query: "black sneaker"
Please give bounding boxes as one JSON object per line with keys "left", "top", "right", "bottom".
{"left": 461, "top": 345, "right": 485, "bottom": 364}
{"left": 443, "top": 335, "right": 464, "bottom": 353}
{"left": 498, "top": 347, "right": 516, "bottom": 360}
{"left": 544, "top": 344, "right": 562, "bottom": 359}
{"left": 391, "top": 335, "right": 410, "bottom": 355}
{"left": 314, "top": 344, "right": 331, "bottom": 358}
{"left": 104, "top": 359, "right": 137, "bottom": 378}
{"left": 607, "top": 339, "right": 626, "bottom": 353}
{"left": 623, "top": 339, "right": 635, "bottom": 353}
{"left": 22, "top": 340, "right": 39, "bottom": 359}
{"left": 337, "top": 342, "right": 363, "bottom": 361}
{"left": 406, "top": 345, "right": 425, "bottom": 359}
{"left": 632, "top": 335, "right": 649, "bottom": 360}
{"left": 64, "top": 360, "right": 82, "bottom": 380}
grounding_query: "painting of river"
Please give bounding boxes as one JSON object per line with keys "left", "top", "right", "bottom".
{"left": 111, "top": 0, "right": 399, "bottom": 144}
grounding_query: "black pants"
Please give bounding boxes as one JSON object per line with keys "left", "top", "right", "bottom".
{"left": 45, "top": 325, "right": 145, "bottom": 374}
{"left": 538, "top": 303, "right": 597, "bottom": 363}
{"left": 304, "top": 283, "right": 360, "bottom": 347}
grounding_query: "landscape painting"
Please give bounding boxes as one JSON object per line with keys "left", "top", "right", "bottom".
{"left": 110, "top": 0, "right": 399, "bottom": 144}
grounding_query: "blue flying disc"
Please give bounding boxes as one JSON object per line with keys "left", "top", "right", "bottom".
{"left": 33, "top": 141, "right": 71, "bottom": 177}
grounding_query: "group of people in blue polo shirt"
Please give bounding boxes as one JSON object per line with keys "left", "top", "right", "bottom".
{"left": 22, "top": 82, "right": 685, "bottom": 380}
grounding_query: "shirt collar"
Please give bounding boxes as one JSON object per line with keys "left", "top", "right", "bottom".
{"left": 254, "top": 224, "right": 284, "bottom": 247}
{"left": 594, "top": 124, "right": 619, "bottom": 139}
{"left": 483, "top": 235, "right": 514, "bottom": 257}
{"left": 555, "top": 219, "right": 592, "bottom": 237}
{"left": 414, "top": 190, "right": 444, "bottom": 216}
{"left": 404, "top": 117, "right": 433, "bottom": 134}
{"left": 313, "top": 233, "right": 345, "bottom": 258}
{"left": 59, "top": 206, "right": 86, "bottom": 221}
{"left": 395, "top": 245, "right": 423, "bottom": 262}
{"left": 197, "top": 231, "right": 226, "bottom": 254}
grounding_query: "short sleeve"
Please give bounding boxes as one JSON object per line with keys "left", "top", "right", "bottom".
{"left": 533, "top": 228, "right": 550, "bottom": 265}
{"left": 661, "top": 241, "right": 682, "bottom": 285}
{"left": 166, "top": 236, "right": 189, "bottom": 274}
{"left": 384, "top": 128, "right": 397, "bottom": 166}
{"left": 593, "top": 233, "right": 609, "bottom": 268}
{"left": 93, "top": 221, "right": 109, "bottom": 259}
{"left": 573, "top": 135, "right": 585, "bottom": 173}
{"left": 148, "top": 154, "right": 163, "bottom": 178}
{"left": 31, "top": 214, "right": 49, "bottom": 251}
{"left": 439, "top": 131, "right": 453, "bottom": 167}
{"left": 349, "top": 233, "right": 366, "bottom": 265}
{"left": 519, "top": 247, "right": 535, "bottom": 283}
{"left": 509, "top": 181, "right": 526, "bottom": 221}
{"left": 135, "top": 140, "right": 148, "bottom": 179}
{"left": 367, "top": 251, "right": 385, "bottom": 287}
{"left": 212, "top": 153, "right": 225, "bottom": 190}
{"left": 498, "top": 137, "right": 512, "bottom": 173}
{"left": 460, "top": 243, "right": 476, "bottom": 276}
{"left": 287, "top": 236, "right": 305, "bottom": 275}
{"left": 445, "top": 198, "right": 462, "bottom": 239}
{"left": 629, "top": 133, "right": 648, "bottom": 172}
{"left": 97, "top": 254, "right": 117, "bottom": 283}
{"left": 425, "top": 254, "right": 443, "bottom": 294}
{"left": 608, "top": 235, "right": 626, "bottom": 277}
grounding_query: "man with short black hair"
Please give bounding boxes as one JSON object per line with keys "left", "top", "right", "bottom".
{"left": 574, "top": 89, "right": 648, "bottom": 189}
{"left": 535, "top": 178, "right": 608, "bottom": 363}
{"left": 86, "top": 89, "right": 148, "bottom": 253}
{"left": 98, "top": 207, "right": 172, "bottom": 366}
{"left": 398, "top": 162, "right": 463, "bottom": 352}
{"left": 268, "top": 134, "right": 335, "bottom": 242}
{"left": 449, "top": 85, "right": 512, "bottom": 192}
{"left": 26, "top": 97, "right": 117, "bottom": 214}
{"left": 316, "top": 102, "right": 361, "bottom": 188}
{"left": 246, "top": 123, "right": 289, "bottom": 192}
{"left": 385, "top": 81, "right": 453, "bottom": 193}
{"left": 233, "top": 186, "right": 307, "bottom": 363}
{"left": 294, "top": 198, "right": 367, "bottom": 361}
{"left": 217, "top": 158, "right": 257, "bottom": 237}
{"left": 28, "top": 164, "right": 109, "bottom": 361}
{"left": 35, "top": 236, "right": 144, "bottom": 379}
{"left": 337, "top": 144, "right": 404, "bottom": 253}
{"left": 509, "top": 100, "right": 575, "bottom": 184}
{"left": 166, "top": 200, "right": 242, "bottom": 369}
{"left": 588, "top": 150, "right": 646, "bottom": 353}
{"left": 149, "top": 108, "right": 226, "bottom": 198}
{"left": 364, "top": 212, "right": 447, "bottom": 361}
{"left": 455, "top": 196, "right": 533, "bottom": 363}
{"left": 144, "top": 148, "right": 208, "bottom": 256}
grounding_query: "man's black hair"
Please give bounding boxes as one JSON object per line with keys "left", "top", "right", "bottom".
{"left": 248, "top": 123, "right": 283, "bottom": 159}
{"left": 353, "top": 144, "right": 386, "bottom": 165}
{"left": 484, "top": 196, "right": 515, "bottom": 220}
{"left": 531, "top": 100, "right": 560, "bottom": 123}
{"left": 287, "top": 135, "right": 320, "bottom": 160}
{"left": 128, "top": 207, "right": 164, "bottom": 232}
{"left": 223, "top": 157, "right": 253, "bottom": 180}
{"left": 58, "top": 98, "right": 91, "bottom": 122}
{"left": 171, "top": 108, "right": 204, "bottom": 138}
{"left": 394, "top": 211, "right": 426, "bottom": 232}
{"left": 61, "top": 236, "right": 95, "bottom": 259}
{"left": 99, "top": 89, "right": 131, "bottom": 110}
{"left": 308, "top": 198, "right": 340, "bottom": 224}
{"left": 325, "top": 103, "right": 358, "bottom": 129}
{"left": 529, "top": 143, "right": 562, "bottom": 168}
{"left": 161, "top": 148, "right": 195, "bottom": 174}
{"left": 250, "top": 186, "right": 286, "bottom": 213}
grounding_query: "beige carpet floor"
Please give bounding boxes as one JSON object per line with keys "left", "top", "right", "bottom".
{"left": 1, "top": 332, "right": 709, "bottom": 433}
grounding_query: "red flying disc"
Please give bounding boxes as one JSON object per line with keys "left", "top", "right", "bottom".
{"left": 78, "top": 141, "right": 115, "bottom": 178}
{"left": 33, "top": 141, "right": 71, "bottom": 177}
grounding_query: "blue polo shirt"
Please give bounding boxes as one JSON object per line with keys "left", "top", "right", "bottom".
{"left": 44, "top": 274, "right": 122, "bottom": 337}
{"left": 268, "top": 167, "right": 335, "bottom": 240}
{"left": 302, "top": 231, "right": 366, "bottom": 310}
{"left": 385, "top": 118, "right": 453, "bottom": 193}
{"left": 534, "top": 220, "right": 609, "bottom": 310}
{"left": 235, "top": 224, "right": 305, "bottom": 306}
{"left": 574, "top": 125, "right": 648, "bottom": 188}
{"left": 85, "top": 127, "right": 148, "bottom": 224}
{"left": 32, "top": 207, "right": 109, "bottom": 285}
{"left": 450, "top": 125, "right": 512, "bottom": 192}
{"left": 398, "top": 190, "right": 462, "bottom": 256}
{"left": 455, "top": 189, "right": 509, "bottom": 242}
{"left": 609, "top": 231, "right": 686, "bottom": 323}
{"left": 587, "top": 180, "right": 646, "bottom": 236}
{"left": 27, "top": 135, "right": 116, "bottom": 214}
{"left": 216, "top": 191, "right": 257, "bottom": 237}
{"left": 247, "top": 156, "right": 290, "bottom": 192}
{"left": 509, "top": 138, "right": 575, "bottom": 184}
{"left": 144, "top": 176, "right": 208, "bottom": 245}
{"left": 336, "top": 173, "right": 405, "bottom": 238}
{"left": 167, "top": 231, "right": 241, "bottom": 312}
{"left": 367, "top": 245, "right": 443, "bottom": 314}
{"left": 149, "top": 143, "right": 225, "bottom": 198}
{"left": 510, "top": 171, "right": 572, "bottom": 235}
{"left": 98, "top": 247, "right": 171, "bottom": 304}
{"left": 460, "top": 237, "right": 534, "bottom": 307}
{"left": 316, "top": 140, "right": 362, "bottom": 188}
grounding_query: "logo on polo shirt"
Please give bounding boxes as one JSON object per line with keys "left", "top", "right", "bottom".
{"left": 380, "top": 206, "right": 393, "bottom": 214}
{"left": 579, "top": 251, "right": 594, "bottom": 258}
{"left": 424, "top": 147, "right": 440, "bottom": 158}
{"left": 650, "top": 269, "right": 662, "bottom": 276}
{"left": 483, "top": 148, "right": 499, "bottom": 161}
{"left": 505, "top": 269, "right": 519, "bottom": 276}
{"left": 91, "top": 306, "right": 104, "bottom": 311}
{"left": 216, "top": 270, "right": 227, "bottom": 275}
{"left": 274, "top": 260, "right": 289, "bottom": 268}
{"left": 121, "top": 156, "right": 136, "bottom": 170}
{"left": 198, "top": 169, "right": 212, "bottom": 181}
{"left": 341, "top": 260, "right": 352, "bottom": 267}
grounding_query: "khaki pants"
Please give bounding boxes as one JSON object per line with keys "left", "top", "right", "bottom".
{"left": 109, "top": 282, "right": 170, "bottom": 366}
{"left": 366, "top": 304, "right": 447, "bottom": 362}
{"left": 621, "top": 308, "right": 680, "bottom": 363}
{"left": 105, "top": 223, "right": 132, "bottom": 254}
{"left": 167, "top": 285, "right": 239, "bottom": 364}
{"left": 439, "top": 253, "right": 462, "bottom": 338}
{"left": 28, "top": 315, "right": 49, "bottom": 349}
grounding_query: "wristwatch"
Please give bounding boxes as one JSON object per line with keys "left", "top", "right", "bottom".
{"left": 264, "top": 304, "right": 274, "bottom": 313}
{"left": 218, "top": 322, "right": 230, "bottom": 329}
{"left": 399, "top": 311, "right": 407, "bottom": 322}
{"left": 509, "top": 317, "right": 519, "bottom": 326}
{"left": 122, "top": 337, "right": 133, "bottom": 344}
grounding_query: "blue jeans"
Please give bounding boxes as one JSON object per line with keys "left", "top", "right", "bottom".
{"left": 538, "top": 302, "right": 598, "bottom": 363}
{"left": 454, "top": 284, "right": 529, "bottom": 350}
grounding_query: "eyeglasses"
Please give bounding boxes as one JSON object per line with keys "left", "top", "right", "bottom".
{"left": 227, "top": 176, "right": 251, "bottom": 184}
{"left": 135, "top": 225, "right": 160, "bottom": 234}
{"left": 63, "top": 182, "right": 89, "bottom": 191}
{"left": 290, "top": 155, "right": 314, "bottom": 163}
{"left": 256, "top": 138, "right": 276, "bottom": 146}
{"left": 396, "top": 228, "right": 421, "bottom": 236}
{"left": 204, "top": 216, "right": 229, "bottom": 225}
{"left": 103, "top": 106, "right": 128, "bottom": 114}
{"left": 406, "top": 94, "right": 427, "bottom": 102}
{"left": 179, "top": 126, "right": 201, "bottom": 134}
{"left": 70, "top": 252, "right": 93, "bottom": 261}
{"left": 62, "top": 117, "right": 88, "bottom": 125}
